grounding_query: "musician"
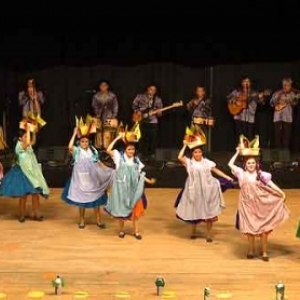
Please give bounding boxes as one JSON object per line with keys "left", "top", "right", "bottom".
{"left": 132, "top": 84, "right": 163, "bottom": 160}
{"left": 19, "top": 79, "right": 45, "bottom": 118}
{"left": 91, "top": 80, "right": 118, "bottom": 149}
{"left": 227, "top": 77, "right": 263, "bottom": 141}
{"left": 186, "top": 86, "right": 211, "bottom": 150}
{"left": 270, "top": 78, "right": 298, "bottom": 149}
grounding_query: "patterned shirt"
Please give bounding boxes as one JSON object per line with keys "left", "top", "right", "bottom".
{"left": 19, "top": 90, "right": 45, "bottom": 117}
{"left": 227, "top": 89, "right": 258, "bottom": 123}
{"left": 132, "top": 93, "right": 163, "bottom": 124}
{"left": 91, "top": 91, "right": 118, "bottom": 120}
{"left": 270, "top": 90, "right": 297, "bottom": 123}
{"left": 187, "top": 97, "right": 211, "bottom": 118}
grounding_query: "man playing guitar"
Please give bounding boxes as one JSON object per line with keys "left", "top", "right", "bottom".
{"left": 227, "top": 77, "right": 263, "bottom": 142}
{"left": 132, "top": 84, "right": 163, "bottom": 160}
{"left": 91, "top": 80, "right": 118, "bottom": 150}
{"left": 270, "top": 78, "right": 299, "bottom": 149}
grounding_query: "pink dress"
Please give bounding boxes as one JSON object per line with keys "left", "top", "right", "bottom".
{"left": 233, "top": 167, "right": 289, "bottom": 235}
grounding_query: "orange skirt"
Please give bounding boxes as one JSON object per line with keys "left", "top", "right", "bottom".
{"left": 108, "top": 198, "right": 145, "bottom": 221}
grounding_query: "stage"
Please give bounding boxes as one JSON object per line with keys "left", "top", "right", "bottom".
{"left": 0, "top": 188, "right": 299, "bottom": 299}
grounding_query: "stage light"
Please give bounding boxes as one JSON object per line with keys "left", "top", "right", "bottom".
{"left": 0, "top": 292, "right": 7, "bottom": 299}
{"left": 27, "top": 291, "right": 45, "bottom": 299}
{"left": 73, "top": 291, "right": 89, "bottom": 299}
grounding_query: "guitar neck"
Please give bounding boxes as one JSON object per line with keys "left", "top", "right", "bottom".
{"left": 156, "top": 105, "right": 176, "bottom": 112}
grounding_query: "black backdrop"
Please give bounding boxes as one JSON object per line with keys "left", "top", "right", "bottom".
{"left": 1, "top": 61, "right": 299, "bottom": 152}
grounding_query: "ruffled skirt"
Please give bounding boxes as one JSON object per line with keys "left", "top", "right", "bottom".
{"left": 61, "top": 178, "right": 108, "bottom": 208}
{"left": 0, "top": 165, "right": 46, "bottom": 198}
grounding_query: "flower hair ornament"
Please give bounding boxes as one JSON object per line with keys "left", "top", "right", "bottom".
{"left": 75, "top": 115, "right": 97, "bottom": 137}
{"left": 238, "top": 134, "right": 260, "bottom": 156}
{"left": 118, "top": 122, "right": 141, "bottom": 143}
{"left": 184, "top": 125, "right": 206, "bottom": 149}
{"left": 19, "top": 112, "right": 46, "bottom": 133}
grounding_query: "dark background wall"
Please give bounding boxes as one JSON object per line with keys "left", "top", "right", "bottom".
{"left": 1, "top": 61, "right": 300, "bottom": 152}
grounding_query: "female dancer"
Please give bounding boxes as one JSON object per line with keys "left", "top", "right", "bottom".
{"left": 175, "top": 138, "right": 233, "bottom": 241}
{"left": 105, "top": 131, "right": 155, "bottom": 240}
{"left": 62, "top": 127, "right": 114, "bottom": 229}
{"left": 0, "top": 126, "right": 49, "bottom": 222}
{"left": 228, "top": 147, "right": 289, "bottom": 261}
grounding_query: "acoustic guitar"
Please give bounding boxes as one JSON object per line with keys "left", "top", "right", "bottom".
{"left": 228, "top": 89, "right": 271, "bottom": 116}
{"left": 275, "top": 93, "right": 300, "bottom": 111}
{"left": 132, "top": 101, "right": 183, "bottom": 123}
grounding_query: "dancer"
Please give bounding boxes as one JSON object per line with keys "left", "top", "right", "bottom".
{"left": 175, "top": 126, "right": 233, "bottom": 241}
{"left": 0, "top": 126, "right": 49, "bottom": 222}
{"left": 105, "top": 125, "right": 156, "bottom": 240}
{"left": 61, "top": 116, "right": 114, "bottom": 229}
{"left": 228, "top": 135, "right": 289, "bottom": 261}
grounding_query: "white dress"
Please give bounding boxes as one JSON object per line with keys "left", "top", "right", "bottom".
{"left": 175, "top": 157, "right": 225, "bottom": 223}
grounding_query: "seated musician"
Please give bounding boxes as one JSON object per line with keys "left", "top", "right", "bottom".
{"left": 227, "top": 77, "right": 262, "bottom": 142}
{"left": 132, "top": 84, "right": 163, "bottom": 160}
{"left": 270, "top": 78, "right": 298, "bottom": 149}
{"left": 91, "top": 80, "right": 118, "bottom": 150}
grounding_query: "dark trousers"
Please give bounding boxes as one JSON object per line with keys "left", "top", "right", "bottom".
{"left": 274, "top": 121, "right": 292, "bottom": 149}
{"left": 234, "top": 120, "right": 255, "bottom": 142}
{"left": 140, "top": 122, "right": 158, "bottom": 158}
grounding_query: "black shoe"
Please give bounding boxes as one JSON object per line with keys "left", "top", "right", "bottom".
{"left": 134, "top": 233, "right": 142, "bottom": 240}
{"left": 118, "top": 232, "right": 125, "bottom": 238}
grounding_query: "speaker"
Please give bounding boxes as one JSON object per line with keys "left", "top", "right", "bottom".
{"left": 37, "top": 147, "right": 69, "bottom": 164}
{"left": 261, "top": 149, "right": 290, "bottom": 162}
{"left": 155, "top": 148, "right": 178, "bottom": 161}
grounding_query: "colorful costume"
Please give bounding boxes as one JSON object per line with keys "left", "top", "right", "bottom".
{"left": 234, "top": 135, "right": 289, "bottom": 233}
{"left": 233, "top": 167, "right": 289, "bottom": 234}
{"left": 0, "top": 141, "right": 49, "bottom": 198}
{"left": 175, "top": 125, "right": 232, "bottom": 223}
{"left": 61, "top": 145, "right": 114, "bottom": 208}
{"left": 105, "top": 149, "right": 147, "bottom": 219}
{"left": 175, "top": 158, "right": 231, "bottom": 223}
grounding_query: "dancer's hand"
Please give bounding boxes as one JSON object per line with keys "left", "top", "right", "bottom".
{"left": 282, "top": 192, "right": 286, "bottom": 202}
{"left": 73, "top": 127, "right": 78, "bottom": 135}
{"left": 146, "top": 177, "right": 156, "bottom": 185}
{"left": 118, "top": 132, "right": 125, "bottom": 139}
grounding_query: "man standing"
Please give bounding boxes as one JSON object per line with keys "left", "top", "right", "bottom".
{"left": 19, "top": 79, "right": 45, "bottom": 118}
{"left": 270, "top": 78, "right": 298, "bottom": 149}
{"left": 91, "top": 80, "right": 118, "bottom": 149}
{"left": 132, "top": 84, "right": 163, "bottom": 160}
{"left": 227, "top": 77, "right": 262, "bottom": 142}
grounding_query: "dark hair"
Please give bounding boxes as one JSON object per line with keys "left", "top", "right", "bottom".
{"left": 99, "top": 80, "right": 110, "bottom": 87}
{"left": 75, "top": 136, "right": 98, "bottom": 158}
{"left": 189, "top": 146, "right": 204, "bottom": 158}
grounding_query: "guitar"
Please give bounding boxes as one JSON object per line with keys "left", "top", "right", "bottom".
{"left": 228, "top": 89, "right": 271, "bottom": 116}
{"left": 132, "top": 101, "right": 183, "bottom": 122}
{"left": 274, "top": 93, "right": 300, "bottom": 111}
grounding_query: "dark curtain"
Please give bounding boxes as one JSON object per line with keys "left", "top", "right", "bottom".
{"left": 1, "top": 61, "right": 300, "bottom": 152}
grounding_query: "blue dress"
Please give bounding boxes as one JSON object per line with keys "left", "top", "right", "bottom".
{"left": 61, "top": 146, "right": 114, "bottom": 208}
{"left": 104, "top": 150, "right": 147, "bottom": 219}
{"left": 0, "top": 141, "right": 49, "bottom": 198}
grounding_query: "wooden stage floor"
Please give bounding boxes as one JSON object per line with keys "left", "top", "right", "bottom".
{"left": 0, "top": 188, "right": 299, "bottom": 299}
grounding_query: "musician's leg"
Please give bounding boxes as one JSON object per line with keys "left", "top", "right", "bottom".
{"left": 234, "top": 120, "right": 243, "bottom": 142}
{"left": 282, "top": 121, "right": 292, "bottom": 149}
{"left": 247, "top": 122, "right": 255, "bottom": 140}
{"left": 139, "top": 123, "right": 148, "bottom": 158}
{"left": 273, "top": 121, "right": 282, "bottom": 148}
{"left": 148, "top": 124, "right": 158, "bottom": 159}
